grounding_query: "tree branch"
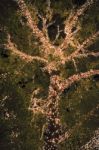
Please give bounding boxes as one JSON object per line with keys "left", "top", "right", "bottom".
{"left": 74, "top": 51, "right": 99, "bottom": 58}
{"left": 63, "top": 51, "right": 99, "bottom": 64}
{"left": 53, "top": 25, "right": 63, "bottom": 44}
{"left": 61, "top": 31, "right": 99, "bottom": 64}
{"left": 75, "top": 31, "right": 99, "bottom": 55}
{"left": 65, "top": 0, "right": 95, "bottom": 35}
{"left": 28, "top": 88, "right": 48, "bottom": 115}
{"left": 80, "top": 128, "right": 99, "bottom": 150}
{"left": 72, "top": 58, "right": 78, "bottom": 72}
{"left": 5, "top": 34, "right": 48, "bottom": 63}
{"left": 37, "top": 13, "right": 49, "bottom": 40}
{"left": 17, "top": 0, "right": 55, "bottom": 56}
{"left": 58, "top": 0, "right": 95, "bottom": 51}
{"left": 59, "top": 69, "right": 99, "bottom": 92}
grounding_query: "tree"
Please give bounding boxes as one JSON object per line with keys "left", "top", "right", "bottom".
{"left": 0, "top": 0, "right": 99, "bottom": 149}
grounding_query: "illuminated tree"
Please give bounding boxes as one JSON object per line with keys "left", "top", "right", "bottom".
{"left": 1, "top": 0, "right": 99, "bottom": 149}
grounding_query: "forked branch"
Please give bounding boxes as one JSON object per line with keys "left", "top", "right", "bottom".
{"left": 59, "top": 0, "right": 96, "bottom": 51}
{"left": 17, "top": 0, "right": 55, "bottom": 56}
{"left": 64, "top": 0, "right": 95, "bottom": 35}
{"left": 75, "top": 31, "right": 99, "bottom": 55}
{"left": 62, "top": 31, "right": 99, "bottom": 63}
{"left": 28, "top": 88, "right": 48, "bottom": 115}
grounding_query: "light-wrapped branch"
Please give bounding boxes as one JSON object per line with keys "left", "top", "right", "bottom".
{"left": 64, "top": 0, "right": 95, "bottom": 35}
{"left": 80, "top": 128, "right": 99, "bottom": 150}
{"left": 59, "top": 0, "right": 95, "bottom": 51}
{"left": 59, "top": 69, "right": 99, "bottom": 93}
{"left": 17, "top": 0, "right": 66, "bottom": 61}
{"left": 5, "top": 34, "right": 48, "bottom": 63}
{"left": 74, "top": 51, "right": 99, "bottom": 58}
{"left": 17, "top": 0, "right": 55, "bottom": 56}
{"left": 74, "top": 31, "right": 99, "bottom": 55}
{"left": 28, "top": 88, "right": 48, "bottom": 115}
{"left": 63, "top": 51, "right": 99, "bottom": 64}
{"left": 61, "top": 31, "right": 99, "bottom": 63}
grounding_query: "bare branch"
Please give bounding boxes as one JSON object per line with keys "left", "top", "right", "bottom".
{"left": 72, "top": 59, "right": 78, "bottom": 72}
{"left": 40, "top": 124, "right": 46, "bottom": 140}
{"left": 37, "top": 13, "right": 49, "bottom": 40}
{"left": 53, "top": 25, "right": 64, "bottom": 44}
{"left": 46, "top": 20, "right": 56, "bottom": 28}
